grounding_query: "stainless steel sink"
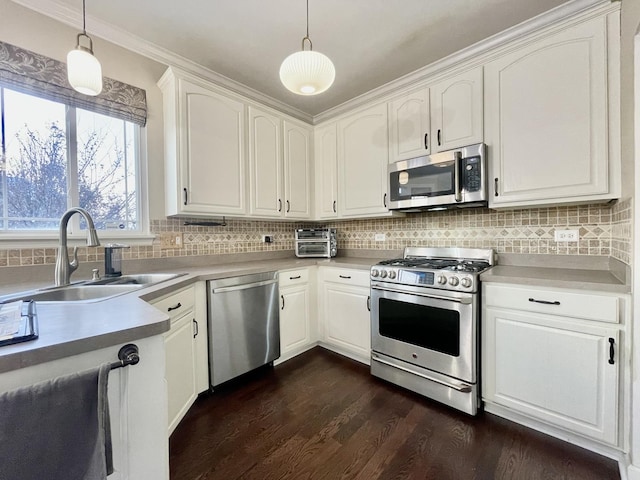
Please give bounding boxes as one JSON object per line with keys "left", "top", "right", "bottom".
{"left": 87, "top": 273, "right": 185, "bottom": 286}
{"left": 0, "top": 273, "right": 186, "bottom": 304}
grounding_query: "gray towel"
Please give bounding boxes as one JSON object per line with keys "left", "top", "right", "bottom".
{"left": 0, "top": 363, "right": 114, "bottom": 480}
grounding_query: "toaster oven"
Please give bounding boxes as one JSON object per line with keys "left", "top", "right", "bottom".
{"left": 295, "top": 229, "right": 337, "bottom": 258}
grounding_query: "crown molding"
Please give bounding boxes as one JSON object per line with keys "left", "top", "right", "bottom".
{"left": 312, "top": 0, "right": 616, "bottom": 124}
{"left": 9, "top": 0, "right": 314, "bottom": 124}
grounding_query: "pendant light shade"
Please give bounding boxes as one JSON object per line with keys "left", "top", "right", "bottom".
{"left": 280, "top": 0, "right": 334, "bottom": 96}
{"left": 279, "top": 50, "right": 335, "bottom": 95}
{"left": 67, "top": 0, "right": 102, "bottom": 96}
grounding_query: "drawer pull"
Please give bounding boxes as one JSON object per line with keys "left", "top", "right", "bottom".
{"left": 608, "top": 338, "right": 615, "bottom": 365}
{"left": 528, "top": 298, "right": 560, "bottom": 306}
{"left": 167, "top": 302, "right": 182, "bottom": 312}
{"left": 289, "top": 275, "right": 301, "bottom": 280}
{"left": 339, "top": 275, "right": 351, "bottom": 279}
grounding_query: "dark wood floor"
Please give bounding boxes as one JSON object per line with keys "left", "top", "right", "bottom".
{"left": 170, "top": 347, "right": 620, "bottom": 480}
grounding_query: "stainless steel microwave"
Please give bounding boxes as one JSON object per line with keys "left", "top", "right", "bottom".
{"left": 388, "top": 143, "right": 487, "bottom": 211}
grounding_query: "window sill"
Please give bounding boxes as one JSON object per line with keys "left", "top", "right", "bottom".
{"left": 0, "top": 232, "right": 157, "bottom": 249}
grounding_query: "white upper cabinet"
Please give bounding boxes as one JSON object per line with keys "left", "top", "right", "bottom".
{"left": 314, "top": 122, "right": 338, "bottom": 219}
{"left": 159, "top": 68, "right": 247, "bottom": 217}
{"left": 337, "top": 103, "right": 393, "bottom": 218}
{"left": 387, "top": 67, "right": 482, "bottom": 163}
{"left": 249, "top": 106, "right": 312, "bottom": 219}
{"left": 388, "top": 87, "right": 430, "bottom": 163}
{"left": 283, "top": 121, "right": 312, "bottom": 218}
{"left": 486, "top": 14, "right": 620, "bottom": 208}
{"left": 248, "top": 106, "right": 283, "bottom": 217}
{"left": 430, "top": 67, "right": 483, "bottom": 153}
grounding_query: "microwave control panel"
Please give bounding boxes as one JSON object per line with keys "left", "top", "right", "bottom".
{"left": 463, "top": 156, "right": 482, "bottom": 192}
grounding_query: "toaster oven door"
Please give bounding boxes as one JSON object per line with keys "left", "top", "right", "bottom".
{"left": 295, "top": 241, "right": 329, "bottom": 258}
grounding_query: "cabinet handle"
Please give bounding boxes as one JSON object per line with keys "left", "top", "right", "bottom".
{"left": 333, "top": 200, "right": 337, "bottom": 213}
{"left": 167, "top": 302, "right": 182, "bottom": 312}
{"left": 608, "top": 338, "right": 615, "bottom": 365}
{"left": 278, "top": 199, "right": 282, "bottom": 212}
{"left": 339, "top": 275, "right": 351, "bottom": 279}
{"left": 193, "top": 319, "right": 198, "bottom": 338}
{"left": 367, "top": 295, "right": 371, "bottom": 312}
{"left": 281, "top": 294, "right": 285, "bottom": 310}
{"left": 424, "top": 133, "right": 428, "bottom": 150}
{"left": 383, "top": 193, "right": 387, "bottom": 208}
{"left": 289, "top": 275, "right": 301, "bottom": 280}
{"left": 494, "top": 178, "right": 499, "bottom": 197}
{"left": 528, "top": 298, "right": 560, "bottom": 306}
{"left": 183, "top": 188, "right": 188, "bottom": 205}
{"left": 437, "top": 129, "right": 441, "bottom": 146}
{"left": 286, "top": 200, "right": 290, "bottom": 213}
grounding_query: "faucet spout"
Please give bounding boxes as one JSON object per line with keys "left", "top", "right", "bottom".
{"left": 55, "top": 207, "right": 101, "bottom": 287}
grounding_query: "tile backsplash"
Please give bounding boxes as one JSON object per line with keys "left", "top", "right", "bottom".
{"left": 0, "top": 201, "right": 632, "bottom": 268}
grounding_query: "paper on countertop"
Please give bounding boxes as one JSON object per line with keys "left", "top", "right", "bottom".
{"left": 0, "top": 302, "right": 25, "bottom": 339}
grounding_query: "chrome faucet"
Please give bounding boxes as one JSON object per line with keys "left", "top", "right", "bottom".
{"left": 55, "top": 207, "right": 101, "bottom": 286}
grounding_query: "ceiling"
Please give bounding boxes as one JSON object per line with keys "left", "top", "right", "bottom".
{"left": 19, "top": 0, "right": 574, "bottom": 118}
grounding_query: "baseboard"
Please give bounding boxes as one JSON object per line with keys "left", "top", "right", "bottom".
{"left": 273, "top": 342, "right": 319, "bottom": 366}
{"left": 317, "top": 342, "right": 370, "bottom": 365}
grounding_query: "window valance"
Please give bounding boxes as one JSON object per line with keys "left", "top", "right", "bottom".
{"left": 0, "top": 41, "right": 147, "bottom": 126}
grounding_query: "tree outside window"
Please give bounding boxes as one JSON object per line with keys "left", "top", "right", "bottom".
{"left": 0, "top": 87, "right": 140, "bottom": 231}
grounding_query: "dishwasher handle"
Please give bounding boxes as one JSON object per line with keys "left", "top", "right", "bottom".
{"left": 211, "top": 278, "right": 277, "bottom": 294}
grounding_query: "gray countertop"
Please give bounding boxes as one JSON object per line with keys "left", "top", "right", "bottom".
{"left": 0, "top": 252, "right": 630, "bottom": 374}
{"left": 480, "top": 265, "right": 629, "bottom": 294}
{"left": 0, "top": 256, "right": 378, "bottom": 374}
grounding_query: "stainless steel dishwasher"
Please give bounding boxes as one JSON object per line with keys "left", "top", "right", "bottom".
{"left": 207, "top": 271, "right": 280, "bottom": 387}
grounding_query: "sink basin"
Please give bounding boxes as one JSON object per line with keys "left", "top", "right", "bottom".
{"left": 0, "top": 273, "right": 186, "bottom": 304}
{"left": 87, "top": 273, "right": 185, "bottom": 286}
{"left": 4, "top": 284, "right": 143, "bottom": 303}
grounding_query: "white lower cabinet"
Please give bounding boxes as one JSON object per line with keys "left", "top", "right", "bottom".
{"left": 318, "top": 267, "right": 371, "bottom": 364}
{"left": 482, "top": 283, "right": 624, "bottom": 447}
{"left": 152, "top": 283, "right": 207, "bottom": 436}
{"left": 0, "top": 335, "right": 169, "bottom": 480}
{"left": 277, "top": 268, "right": 316, "bottom": 363}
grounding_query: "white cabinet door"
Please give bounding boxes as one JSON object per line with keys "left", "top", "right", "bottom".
{"left": 485, "top": 17, "right": 611, "bottom": 207}
{"left": 483, "top": 307, "right": 619, "bottom": 445}
{"left": 283, "top": 121, "right": 312, "bottom": 219}
{"left": 280, "top": 284, "right": 311, "bottom": 356}
{"left": 159, "top": 69, "right": 246, "bottom": 217}
{"left": 164, "top": 314, "right": 197, "bottom": 436}
{"left": 337, "top": 103, "right": 390, "bottom": 217}
{"left": 314, "top": 123, "right": 338, "bottom": 219}
{"left": 388, "top": 87, "right": 430, "bottom": 163}
{"left": 430, "top": 67, "right": 483, "bottom": 152}
{"left": 249, "top": 106, "right": 283, "bottom": 217}
{"left": 321, "top": 282, "right": 371, "bottom": 363}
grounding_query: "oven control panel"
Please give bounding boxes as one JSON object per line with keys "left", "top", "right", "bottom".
{"left": 371, "top": 267, "right": 476, "bottom": 292}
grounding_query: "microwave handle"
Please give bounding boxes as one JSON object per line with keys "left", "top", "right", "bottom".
{"left": 454, "top": 151, "right": 462, "bottom": 202}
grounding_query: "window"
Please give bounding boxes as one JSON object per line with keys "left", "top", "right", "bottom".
{"left": 0, "top": 86, "right": 141, "bottom": 233}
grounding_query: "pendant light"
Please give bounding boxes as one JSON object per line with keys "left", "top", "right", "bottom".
{"left": 279, "top": 0, "right": 335, "bottom": 96}
{"left": 67, "top": 0, "right": 103, "bottom": 96}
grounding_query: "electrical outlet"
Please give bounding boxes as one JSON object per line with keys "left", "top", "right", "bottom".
{"left": 554, "top": 229, "right": 579, "bottom": 242}
{"left": 262, "top": 235, "right": 274, "bottom": 243}
{"left": 159, "top": 232, "right": 183, "bottom": 249}
{"left": 374, "top": 233, "right": 386, "bottom": 242}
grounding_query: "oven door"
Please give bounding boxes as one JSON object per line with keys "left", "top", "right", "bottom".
{"left": 295, "top": 241, "right": 329, "bottom": 258}
{"left": 371, "top": 283, "right": 477, "bottom": 383}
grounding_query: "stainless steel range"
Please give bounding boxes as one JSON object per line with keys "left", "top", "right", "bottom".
{"left": 370, "top": 247, "right": 495, "bottom": 415}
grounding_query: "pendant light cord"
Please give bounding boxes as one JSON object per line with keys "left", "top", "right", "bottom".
{"left": 301, "top": 0, "right": 313, "bottom": 51}
{"left": 82, "top": 0, "right": 87, "bottom": 35}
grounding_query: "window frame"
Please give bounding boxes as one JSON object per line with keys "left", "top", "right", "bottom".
{"left": 0, "top": 86, "right": 152, "bottom": 247}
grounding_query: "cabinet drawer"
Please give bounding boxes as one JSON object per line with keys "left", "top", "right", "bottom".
{"left": 152, "top": 285, "right": 195, "bottom": 321}
{"left": 484, "top": 284, "right": 618, "bottom": 323}
{"left": 279, "top": 268, "right": 309, "bottom": 287}
{"left": 322, "top": 267, "right": 370, "bottom": 287}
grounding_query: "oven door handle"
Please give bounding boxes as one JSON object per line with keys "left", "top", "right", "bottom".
{"left": 454, "top": 151, "right": 462, "bottom": 203}
{"left": 371, "top": 286, "right": 472, "bottom": 304}
{"left": 371, "top": 355, "right": 472, "bottom": 393}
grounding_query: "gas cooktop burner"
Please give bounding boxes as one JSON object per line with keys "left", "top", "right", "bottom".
{"left": 377, "top": 257, "right": 490, "bottom": 273}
